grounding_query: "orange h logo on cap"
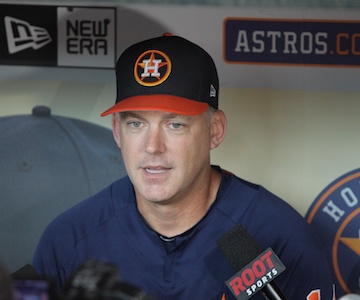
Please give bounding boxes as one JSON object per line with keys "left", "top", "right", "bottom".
{"left": 134, "top": 50, "right": 172, "bottom": 87}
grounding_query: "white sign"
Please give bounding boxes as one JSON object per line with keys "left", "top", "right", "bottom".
{"left": 57, "top": 7, "right": 116, "bottom": 68}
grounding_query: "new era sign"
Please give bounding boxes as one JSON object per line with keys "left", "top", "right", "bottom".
{"left": 0, "top": 4, "right": 116, "bottom": 68}
{"left": 5, "top": 16, "right": 52, "bottom": 54}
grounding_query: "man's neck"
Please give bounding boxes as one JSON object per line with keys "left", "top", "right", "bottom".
{"left": 136, "top": 168, "right": 222, "bottom": 237}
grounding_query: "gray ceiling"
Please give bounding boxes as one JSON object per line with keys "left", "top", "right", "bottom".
{"left": 2, "top": 0, "right": 360, "bottom": 8}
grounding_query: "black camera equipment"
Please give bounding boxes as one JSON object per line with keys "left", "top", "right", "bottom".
{"left": 62, "top": 260, "right": 157, "bottom": 300}
{"left": 11, "top": 261, "right": 157, "bottom": 300}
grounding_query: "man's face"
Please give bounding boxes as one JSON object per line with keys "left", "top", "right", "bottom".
{"left": 113, "top": 110, "right": 215, "bottom": 205}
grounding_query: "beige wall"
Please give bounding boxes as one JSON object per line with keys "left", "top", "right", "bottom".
{"left": 213, "top": 88, "right": 360, "bottom": 215}
{"left": 1, "top": 79, "right": 359, "bottom": 216}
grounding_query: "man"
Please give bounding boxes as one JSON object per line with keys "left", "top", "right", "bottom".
{"left": 33, "top": 34, "right": 335, "bottom": 299}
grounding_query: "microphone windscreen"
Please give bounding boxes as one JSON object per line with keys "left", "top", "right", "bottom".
{"left": 217, "top": 224, "right": 263, "bottom": 271}
{"left": 10, "top": 264, "right": 40, "bottom": 280}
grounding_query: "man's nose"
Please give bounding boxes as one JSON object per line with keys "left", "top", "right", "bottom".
{"left": 144, "top": 127, "right": 166, "bottom": 154}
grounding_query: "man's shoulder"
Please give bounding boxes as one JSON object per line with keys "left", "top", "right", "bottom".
{"left": 217, "top": 169, "right": 306, "bottom": 228}
{"left": 218, "top": 169, "right": 265, "bottom": 207}
{"left": 32, "top": 176, "right": 134, "bottom": 280}
{"left": 43, "top": 176, "right": 133, "bottom": 236}
{"left": 220, "top": 169, "right": 293, "bottom": 208}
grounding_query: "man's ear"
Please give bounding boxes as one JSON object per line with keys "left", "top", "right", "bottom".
{"left": 210, "top": 110, "right": 227, "bottom": 150}
{"left": 112, "top": 113, "right": 121, "bottom": 148}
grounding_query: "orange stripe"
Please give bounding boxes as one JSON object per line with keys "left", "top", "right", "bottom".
{"left": 332, "top": 208, "right": 360, "bottom": 294}
{"left": 307, "top": 172, "right": 360, "bottom": 224}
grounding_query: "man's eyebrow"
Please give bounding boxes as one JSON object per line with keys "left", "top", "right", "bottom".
{"left": 119, "top": 112, "right": 144, "bottom": 120}
{"left": 162, "top": 113, "right": 190, "bottom": 121}
{"left": 120, "top": 112, "right": 190, "bottom": 121}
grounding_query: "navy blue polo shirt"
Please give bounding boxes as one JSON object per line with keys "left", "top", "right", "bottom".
{"left": 33, "top": 167, "right": 334, "bottom": 299}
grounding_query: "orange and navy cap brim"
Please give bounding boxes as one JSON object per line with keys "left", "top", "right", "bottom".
{"left": 100, "top": 95, "right": 209, "bottom": 116}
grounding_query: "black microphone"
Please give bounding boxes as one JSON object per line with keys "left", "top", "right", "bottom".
{"left": 217, "top": 224, "right": 288, "bottom": 300}
{"left": 10, "top": 264, "right": 41, "bottom": 280}
{"left": 0, "top": 262, "right": 13, "bottom": 300}
{"left": 10, "top": 264, "right": 58, "bottom": 300}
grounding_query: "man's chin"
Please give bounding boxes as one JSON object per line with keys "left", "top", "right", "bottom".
{"left": 136, "top": 187, "right": 173, "bottom": 203}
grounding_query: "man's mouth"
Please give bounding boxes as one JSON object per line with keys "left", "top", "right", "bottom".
{"left": 145, "top": 167, "right": 168, "bottom": 174}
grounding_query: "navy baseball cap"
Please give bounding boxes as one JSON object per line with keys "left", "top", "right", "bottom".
{"left": 101, "top": 33, "right": 219, "bottom": 116}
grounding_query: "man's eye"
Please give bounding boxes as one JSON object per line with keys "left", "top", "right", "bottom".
{"left": 170, "top": 123, "right": 183, "bottom": 129}
{"left": 129, "top": 121, "right": 142, "bottom": 128}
